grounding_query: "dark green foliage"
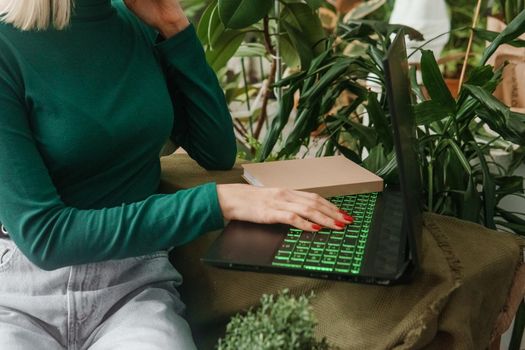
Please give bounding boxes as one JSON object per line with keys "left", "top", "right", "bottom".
{"left": 482, "top": 8, "right": 525, "bottom": 64}
{"left": 198, "top": 0, "right": 328, "bottom": 72}
{"left": 497, "top": 0, "right": 525, "bottom": 24}
{"left": 218, "top": 0, "right": 273, "bottom": 29}
{"left": 217, "top": 290, "right": 332, "bottom": 350}
{"left": 259, "top": 17, "right": 525, "bottom": 234}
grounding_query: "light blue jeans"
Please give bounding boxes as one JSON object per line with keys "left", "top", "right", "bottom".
{"left": 0, "top": 232, "right": 197, "bottom": 349}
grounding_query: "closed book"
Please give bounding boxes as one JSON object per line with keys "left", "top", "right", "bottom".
{"left": 241, "top": 156, "right": 383, "bottom": 197}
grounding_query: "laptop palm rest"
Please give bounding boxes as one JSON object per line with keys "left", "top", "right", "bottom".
{"left": 204, "top": 221, "right": 288, "bottom": 267}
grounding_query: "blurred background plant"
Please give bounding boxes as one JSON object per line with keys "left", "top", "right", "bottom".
{"left": 201, "top": 1, "right": 525, "bottom": 233}
{"left": 183, "top": 0, "right": 525, "bottom": 234}
{"left": 194, "top": 0, "right": 331, "bottom": 160}
{"left": 440, "top": 0, "right": 490, "bottom": 82}
{"left": 494, "top": 0, "right": 525, "bottom": 24}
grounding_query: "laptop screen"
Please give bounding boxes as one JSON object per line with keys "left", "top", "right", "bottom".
{"left": 383, "top": 31, "right": 423, "bottom": 264}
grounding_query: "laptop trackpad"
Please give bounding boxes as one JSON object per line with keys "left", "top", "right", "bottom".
{"left": 205, "top": 221, "right": 287, "bottom": 266}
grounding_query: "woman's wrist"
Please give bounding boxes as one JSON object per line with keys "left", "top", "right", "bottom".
{"left": 216, "top": 184, "right": 236, "bottom": 221}
{"left": 157, "top": 16, "right": 190, "bottom": 38}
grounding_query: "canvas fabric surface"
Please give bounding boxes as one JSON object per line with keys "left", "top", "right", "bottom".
{"left": 161, "top": 154, "right": 525, "bottom": 349}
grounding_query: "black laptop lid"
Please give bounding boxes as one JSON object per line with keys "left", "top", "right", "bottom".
{"left": 383, "top": 31, "right": 423, "bottom": 266}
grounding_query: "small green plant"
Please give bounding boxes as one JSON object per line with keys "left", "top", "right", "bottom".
{"left": 217, "top": 290, "right": 332, "bottom": 350}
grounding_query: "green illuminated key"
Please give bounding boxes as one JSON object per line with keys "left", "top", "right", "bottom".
{"left": 274, "top": 255, "right": 290, "bottom": 261}
{"left": 295, "top": 247, "right": 309, "bottom": 254}
{"left": 304, "top": 265, "right": 333, "bottom": 272}
{"left": 335, "top": 268, "right": 350, "bottom": 273}
{"left": 272, "top": 262, "right": 302, "bottom": 268}
{"left": 322, "top": 257, "right": 337, "bottom": 264}
{"left": 291, "top": 258, "right": 306, "bottom": 263}
{"left": 292, "top": 253, "right": 306, "bottom": 260}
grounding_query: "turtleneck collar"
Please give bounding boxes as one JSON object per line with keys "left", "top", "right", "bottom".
{"left": 72, "top": 0, "right": 115, "bottom": 21}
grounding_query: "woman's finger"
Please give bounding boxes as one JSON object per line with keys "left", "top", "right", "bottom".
{"left": 274, "top": 201, "right": 347, "bottom": 230}
{"left": 268, "top": 209, "right": 323, "bottom": 232}
{"left": 280, "top": 189, "right": 353, "bottom": 224}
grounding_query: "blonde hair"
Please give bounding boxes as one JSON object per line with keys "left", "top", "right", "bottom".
{"left": 0, "top": 0, "right": 72, "bottom": 31}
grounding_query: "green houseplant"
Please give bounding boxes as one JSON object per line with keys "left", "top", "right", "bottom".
{"left": 195, "top": 0, "right": 389, "bottom": 157}
{"left": 258, "top": 12, "right": 525, "bottom": 234}
{"left": 197, "top": 0, "right": 334, "bottom": 156}
{"left": 495, "top": 0, "right": 525, "bottom": 24}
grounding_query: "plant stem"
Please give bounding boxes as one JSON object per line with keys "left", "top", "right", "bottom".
{"left": 263, "top": 16, "right": 275, "bottom": 56}
{"left": 241, "top": 58, "right": 251, "bottom": 112}
{"left": 259, "top": 56, "right": 265, "bottom": 81}
{"left": 255, "top": 59, "right": 277, "bottom": 139}
{"left": 274, "top": 0, "right": 282, "bottom": 100}
{"left": 458, "top": 0, "right": 483, "bottom": 90}
{"left": 254, "top": 15, "right": 277, "bottom": 140}
{"left": 234, "top": 119, "right": 249, "bottom": 140}
{"left": 428, "top": 161, "right": 434, "bottom": 212}
{"left": 232, "top": 121, "right": 251, "bottom": 150}
{"left": 240, "top": 58, "right": 254, "bottom": 139}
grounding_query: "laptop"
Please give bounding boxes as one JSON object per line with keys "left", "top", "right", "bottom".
{"left": 202, "top": 31, "right": 423, "bottom": 285}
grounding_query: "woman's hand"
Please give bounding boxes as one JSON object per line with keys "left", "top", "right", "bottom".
{"left": 216, "top": 184, "right": 354, "bottom": 232}
{"left": 123, "top": 0, "right": 190, "bottom": 38}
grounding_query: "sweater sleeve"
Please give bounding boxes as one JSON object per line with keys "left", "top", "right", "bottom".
{"left": 0, "top": 48, "right": 224, "bottom": 271}
{"left": 155, "top": 25, "right": 237, "bottom": 170}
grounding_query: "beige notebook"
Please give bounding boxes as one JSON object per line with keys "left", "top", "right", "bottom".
{"left": 242, "top": 156, "right": 383, "bottom": 197}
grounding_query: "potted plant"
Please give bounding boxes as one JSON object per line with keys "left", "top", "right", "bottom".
{"left": 195, "top": 0, "right": 329, "bottom": 158}
{"left": 486, "top": 0, "right": 525, "bottom": 111}
{"left": 217, "top": 290, "right": 332, "bottom": 350}
{"left": 258, "top": 13, "right": 525, "bottom": 232}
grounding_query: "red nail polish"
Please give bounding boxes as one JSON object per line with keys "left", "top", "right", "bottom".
{"left": 343, "top": 214, "right": 354, "bottom": 222}
{"left": 312, "top": 224, "right": 322, "bottom": 231}
{"left": 338, "top": 209, "right": 349, "bottom": 215}
{"left": 334, "top": 220, "right": 345, "bottom": 228}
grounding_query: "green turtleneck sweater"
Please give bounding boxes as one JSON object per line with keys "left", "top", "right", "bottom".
{"left": 0, "top": 0, "right": 236, "bottom": 270}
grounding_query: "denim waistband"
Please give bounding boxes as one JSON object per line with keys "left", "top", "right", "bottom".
{"left": 0, "top": 224, "right": 9, "bottom": 239}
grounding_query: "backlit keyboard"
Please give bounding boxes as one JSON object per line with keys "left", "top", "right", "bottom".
{"left": 271, "top": 192, "right": 378, "bottom": 275}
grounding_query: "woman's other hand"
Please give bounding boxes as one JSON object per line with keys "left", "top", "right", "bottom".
{"left": 123, "top": 0, "right": 190, "bottom": 38}
{"left": 216, "top": 184, "right": 354, "bottom": 232}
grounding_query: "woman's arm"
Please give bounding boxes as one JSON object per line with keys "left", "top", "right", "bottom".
{"left": 124, "top": 0, "right": 237, "bottom": 170}
{"left": 122, "top": 0, "right": 354, "bottom": 230}
{"left": 157, "top": 26, "right": 237, "bottom": 170}
{"left": 0, "top": 49, "right": 224, "bottom": 270}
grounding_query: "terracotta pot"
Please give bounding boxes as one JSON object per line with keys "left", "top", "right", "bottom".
{"left": 445, "top": 78, "right": 460, "bottom": 99}
{"left": 486, "top": 16, "right": 525, "bottom": 110}
{"left": 327, "top": 0, "right": 362, "bottom": 14}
